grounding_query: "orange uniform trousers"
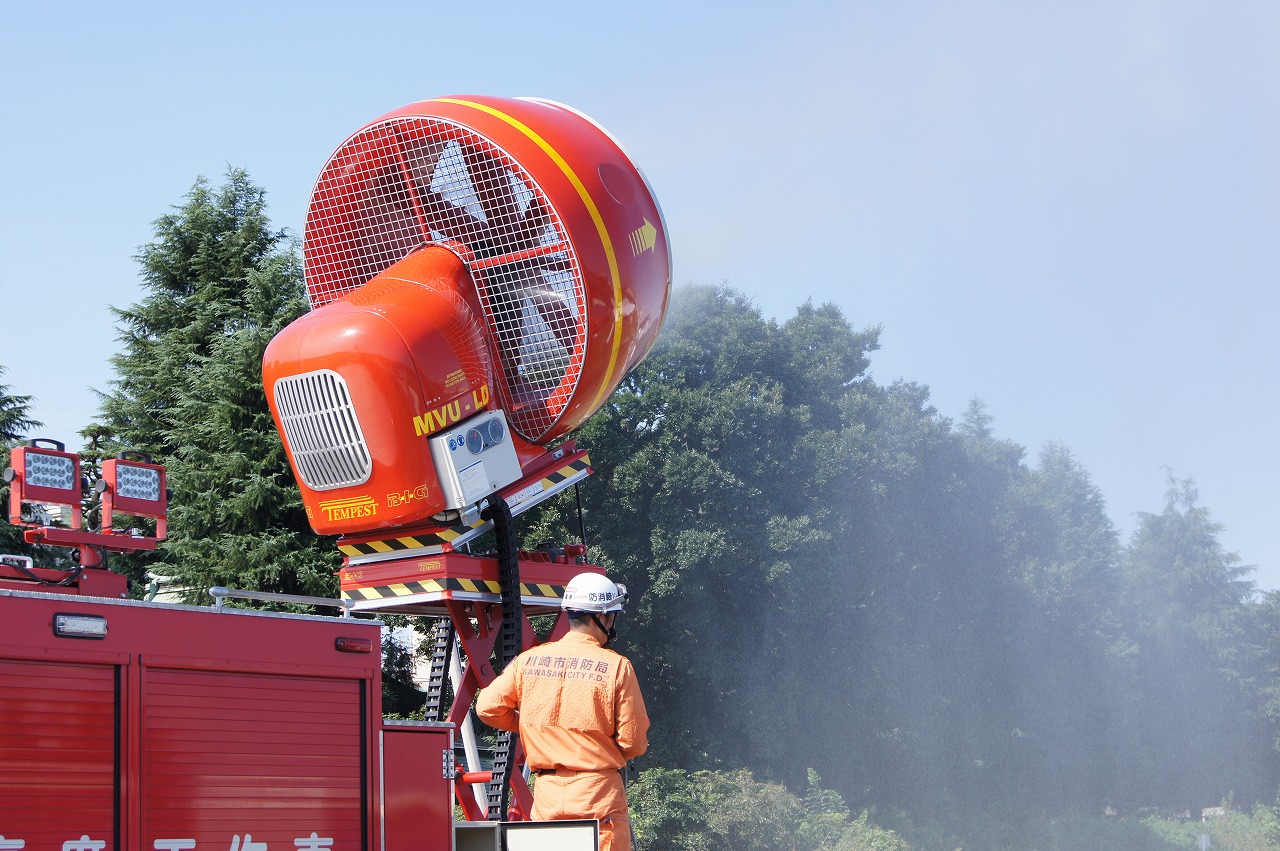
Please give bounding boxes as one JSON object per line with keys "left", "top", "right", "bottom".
{"left": 532, "top": 768, "right": 631, "bottom": 851}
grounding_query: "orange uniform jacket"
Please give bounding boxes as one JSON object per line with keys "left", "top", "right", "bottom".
{"left": 477, "top": 630, "right": 649, "bottom": 771}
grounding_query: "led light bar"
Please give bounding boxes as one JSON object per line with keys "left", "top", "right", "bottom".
{"left": 4, "top": 441, "right": 83, "bottom": 529}
{"left": 23, "top": 451, "right": 74, "bottom": 490}
{"left": 100, "top": 454, "right": 168, "bottom": 539}
{"left": 115, "top": 463, "right": 162, "bottom": 502}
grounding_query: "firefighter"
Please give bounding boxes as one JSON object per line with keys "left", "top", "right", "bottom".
{"left": 477, "top": 571, "right": 650, "bottom": 851}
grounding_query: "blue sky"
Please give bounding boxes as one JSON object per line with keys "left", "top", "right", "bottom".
{"left": 2, "top": 2, "right": 1277, "bottom": 587}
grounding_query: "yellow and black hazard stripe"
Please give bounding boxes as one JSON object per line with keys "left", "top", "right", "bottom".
{"left": 342, "top": 578, "right": 567, "bottom": 603}
{"left": 338, "top": 454, "right": 592, "bottom": 558}
{"left": 531, "top": 455, "right": 590, "bottom": 496}
{"left": 338, "top": 525, "right": 476, "bottom": 558}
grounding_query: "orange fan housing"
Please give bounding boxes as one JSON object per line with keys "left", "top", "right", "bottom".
{"left": 263, "top": 96, "right": 670, "bottom": 536}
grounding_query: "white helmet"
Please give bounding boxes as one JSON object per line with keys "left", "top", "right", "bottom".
{"left": 562, "top": 572, "right": 628, "bottom": 614}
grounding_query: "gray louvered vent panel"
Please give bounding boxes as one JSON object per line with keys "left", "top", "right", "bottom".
{"left": 273, "top": 369, "right": 373, "bottom": 491}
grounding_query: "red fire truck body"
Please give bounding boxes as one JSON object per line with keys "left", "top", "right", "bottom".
{"left": 0, "top": 587, "right": 453, "bottom": 851}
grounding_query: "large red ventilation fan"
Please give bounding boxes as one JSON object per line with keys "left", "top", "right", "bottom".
{"left": 263, "top": 96, "right": 671, "bottom": 537}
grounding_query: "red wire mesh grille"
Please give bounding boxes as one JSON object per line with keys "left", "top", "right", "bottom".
{"left": 304, "top": 117, "right": 587, "bottom": 442}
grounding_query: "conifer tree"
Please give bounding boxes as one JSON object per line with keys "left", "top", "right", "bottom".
{"left": 0, "top": 366, "right": 43, "bottom": 559}
{"left": 94, "top": 169, "right": 337, "bottom": 599}
{"left": 0, "top": 367, "right": 40, "bottom": 444}
{"left": 1116, "top": 477, "right": 1266, "bottom": 811}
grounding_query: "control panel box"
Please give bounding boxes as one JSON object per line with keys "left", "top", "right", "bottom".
{"left": 429, "top": 410, "right": 523, "bottom": 509}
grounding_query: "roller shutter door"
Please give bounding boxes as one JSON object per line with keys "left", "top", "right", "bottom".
{"left": 141, "top": 668, "right": 366, "bottom": 846}
{"left": 0, "top": 658, "right": 118, "bottom": 848}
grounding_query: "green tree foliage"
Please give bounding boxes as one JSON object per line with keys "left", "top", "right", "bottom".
{"left": 1140, "top": 804, "right": 1280, "bottom": 851}
{"left": 556, "top": 284, "right": 1280, "bottom": 843}
{"left": 576, "top": 286, "right": 1055, "bottom": 825}
{"left": 1116, "top": 477, "right": 1267, "bottom": 813}
{"left": 1124, "top": 477, "right": 1254, "bottom": 651}
{"left": 379, "top": 615, "right": 427, "bottom": 718}
{"left": 0, "top": 366, "right": 43, "bottom": 559}
{"left": 628, "top": 766, "right": 908, "bottom": 851}
{"left": 0, "top": 366, "right": 41, "bottom": 442}
{"left": 93, "top": 169, "right": 337, "bottom": 598}
{"left": 1250, "top": 591, "right": 1280, "bottom": 757}
{"left": 991, "top": 442, "right": 1127, "bottom": 815}
{"left": 575, "top": 288, "right": 882, "bottom": 783}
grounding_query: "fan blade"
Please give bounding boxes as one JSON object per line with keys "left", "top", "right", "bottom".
{"left": 511, "top": 268, "right": 578, "bottom": 354}
{"left": 349, "top": 164, "right": 425, "bottom": 283}
{"left": 390, "top": 135, "right": 498, "bottom": 250}
{"left": 529, "top": 291, "right": 578, "bottom": 353}
{"left": 419, "top": 187, "right": 496, "bottom": 248}
{"left": 399, "top": 134, "right": 449, "bottom": 201}
{"left": 464, "top": 146, "right": 524, "bottom": 238}
{"left": 512, "top": 194, "right": 552, "bottom": 251}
